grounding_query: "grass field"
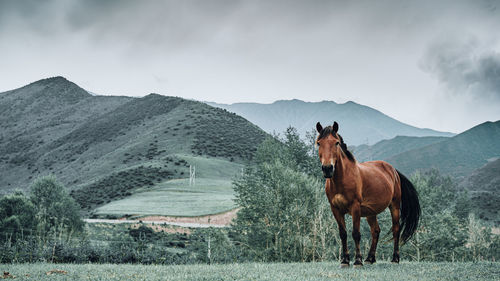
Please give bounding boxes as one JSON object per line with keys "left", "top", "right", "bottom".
{"left": 93, "top": 155, "right": 243, "bottom": 217}
{"left": 94, "top": 178, "right": 236, "bottom": 217}
{"left": 1, "top": 262, "right": 498, "bottom": 280}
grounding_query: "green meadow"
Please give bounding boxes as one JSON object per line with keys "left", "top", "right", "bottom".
{"left": 94, "top": 178, "right": 236, "bottom": 217}
{"left": 94, "top": 155, "right": 243, "bottom": 217}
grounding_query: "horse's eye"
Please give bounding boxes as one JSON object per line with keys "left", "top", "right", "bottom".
{"left": 336, "top": 142, "right": 340, "bottom": 146}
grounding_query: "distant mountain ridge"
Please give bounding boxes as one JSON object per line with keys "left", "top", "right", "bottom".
{"left": 208, "top": 99, "right": 454, "bottom": 145}
{"left": 352, "top": 136, "right": 449, "bottom": 163}
{"left": 387, "top": 120, "right": 500, "bottom": 177}
{"left": 0, "top": 77, "right": 268, "bottom": 207}
{"left": 351, "top": 121, "right": 500, "bottom": 178}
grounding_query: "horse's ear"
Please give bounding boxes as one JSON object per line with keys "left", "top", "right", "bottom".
{"left": 332, "top": 121, "right": 339, "bottom": 133}
{"left": 316, "top": 122, "right": 323, "bottom": 133}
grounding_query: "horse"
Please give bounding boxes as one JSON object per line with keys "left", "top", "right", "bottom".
{"left": 316, "top": 121, "right": 420, "bottom": 267}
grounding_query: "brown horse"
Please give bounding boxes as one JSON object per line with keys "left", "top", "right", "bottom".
{"left": 316, "top": 121, "right": 420, "bottom": 267}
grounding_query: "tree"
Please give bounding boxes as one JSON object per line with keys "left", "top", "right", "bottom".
{"left": 0, "top": 192, "right": 37, "bottom": 242}
{"left": 29, "top": 176, "right": 84, "bottom": 240}
{"left": 232, "top": 129, "right": 339, "bottom": 262}
{"left": 405, "top": 170, "right": 469, "bottom": 261}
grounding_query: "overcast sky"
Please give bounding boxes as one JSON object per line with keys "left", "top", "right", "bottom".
{"left": 1, "top": 0, "right": 499, "bottom": 133}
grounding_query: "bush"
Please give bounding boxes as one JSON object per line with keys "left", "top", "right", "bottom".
{"left": 188, "top": 228, "right": 240, "bottom": 264}
{"left": 0, "top": 191, "right": 37, "bottom": 242}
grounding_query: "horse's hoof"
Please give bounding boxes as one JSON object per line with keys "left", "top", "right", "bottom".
{"left": 353, "top": 263, "right": 363, "bottom": 268}
{"left": 340, "top": 263, "right": 350, "bottom": 268}
{"left": 391, "top": 261, "right": 399, "bottom": 264}
{"left": 364, "top": 257, "right": 376, "bottom": 264}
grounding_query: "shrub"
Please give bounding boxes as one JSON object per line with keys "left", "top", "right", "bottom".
{"left": 0, "top": 192, "right": 37, "bottom": 242}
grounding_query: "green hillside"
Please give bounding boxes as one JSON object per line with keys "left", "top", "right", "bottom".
{"left": 0, "top": 77, "right": 268, "bottom": 215}
{"left": 386, "top": 121, "right": 500, "bottom": 177}
{"left": 93, "top": 155, "right": 244, "bottom": 217}
{"left": 352, "top": 136, "right": 449, "bottom": 162}
{"left": 209, "top": 100, "right": 454, "bottom": 145}
{"left": 461, "top": 158, "right": 500, "bottom": 224}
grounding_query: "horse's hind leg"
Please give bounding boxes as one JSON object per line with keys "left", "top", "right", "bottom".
{"left": 365, "top": 215, "right": 380, "bottom": 264}
{"left": 351, "top": 201, "right": 363, "bottom": 267}
{"left": 390, "top": 202, "right": 401, "bottom": 263}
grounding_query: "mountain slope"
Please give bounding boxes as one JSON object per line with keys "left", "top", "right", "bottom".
{"left": 460, "top": 158, "right": 500, "bottom": 224}
{"left": 386, "top": 121, "right": 500, "bottom": 177}
{"left": 208, "top": 99, "right": 454, "bottom": 145}
{"left": 0, "top": 77, "right": 132, "bottom": 145}
{"left": 352, "top": 136, "right": 449, "bottom": 163}
{"left": 0, "top": 77, "right": 268, "bottom": 214}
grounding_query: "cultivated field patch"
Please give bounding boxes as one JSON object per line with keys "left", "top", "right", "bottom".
{"left": 94, "top": 178, "right": 236, "bottom": 217}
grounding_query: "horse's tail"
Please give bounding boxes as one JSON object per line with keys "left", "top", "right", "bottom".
{"left": 397, "top": 170, "right": 421, "bottom": 244}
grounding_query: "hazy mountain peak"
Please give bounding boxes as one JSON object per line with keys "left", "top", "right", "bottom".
{"left": 342, "top": 101, "right": 357, "bottom": 105}
{"left": 208, "top": 99, "right": 455, "bottom": 145}
{"left": 273, "top": 99, "right": 306, "bottom": 104}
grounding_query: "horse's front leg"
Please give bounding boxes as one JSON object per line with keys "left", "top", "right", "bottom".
{"left": 351, "top": 201, "right": 363, "bottom": 267}
{"left": 330, "top": 206, "right": 350, "bottom": 267}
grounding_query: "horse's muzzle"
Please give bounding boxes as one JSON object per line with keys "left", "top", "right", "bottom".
{"left": 322, "top": 165, "right": 334, "bottom": 178}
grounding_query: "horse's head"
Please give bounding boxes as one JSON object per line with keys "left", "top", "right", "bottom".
{"left": 316, "top": 121, "right": 342, "bottom": 178}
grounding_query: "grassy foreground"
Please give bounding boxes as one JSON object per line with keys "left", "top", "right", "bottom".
{"left": 1, "top": 262, "right": 498, "bottom": 280}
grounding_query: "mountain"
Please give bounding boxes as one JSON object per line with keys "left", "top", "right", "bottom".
{"left": 351, "top": 136, "right": 449, "bottom": 163}
{"left": 208, "top": 99, "right": 454, "bottom": 145}
{"left": 0, "top": 77, "right": 268, "bottom": 212}
{"left": 460, "top": 158, "right": 500, "bottom": 224}
{"left": 385, "top": 121, "right": 500, "bottom": 177}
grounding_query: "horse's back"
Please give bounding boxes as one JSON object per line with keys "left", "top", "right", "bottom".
{"left": 359, "top": 160, "right": 397, "bottom": 179}
{"left": 357, "top": 160, "right": 398, "bottom": 216}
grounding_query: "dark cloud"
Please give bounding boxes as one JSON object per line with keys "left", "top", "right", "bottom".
{"left": 421, "top": 38, "right": 500, "bottom": 102}
{"left": 2, "top": 0, "right": 498, "bottom": 53}
{"left": 0, "top": 0, "right": 340, "bottom": 50}
{"left": 58, "top": 0, "right": 345, "bottom": 52}
{"left": 0, "top": 0, "right": 60, "bottom": 36}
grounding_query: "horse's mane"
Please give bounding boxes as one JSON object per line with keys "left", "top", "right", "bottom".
{"left": 318, "top": 126, "right": 355, "bottom": 162}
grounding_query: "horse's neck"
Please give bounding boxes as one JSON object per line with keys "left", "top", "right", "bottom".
{"left": 333, "top": 152, "right": 356, "bottom": 185}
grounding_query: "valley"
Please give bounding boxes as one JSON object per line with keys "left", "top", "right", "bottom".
{"left": 1, "top": 77, "right": 498, "bottom": 224}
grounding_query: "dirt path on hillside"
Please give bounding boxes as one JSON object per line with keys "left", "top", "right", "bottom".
{"left": 85, "top": 208, "right": 239, "bottom": 229}
{"left": 139, "top": 208, "right": 239, "bottom": 226}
